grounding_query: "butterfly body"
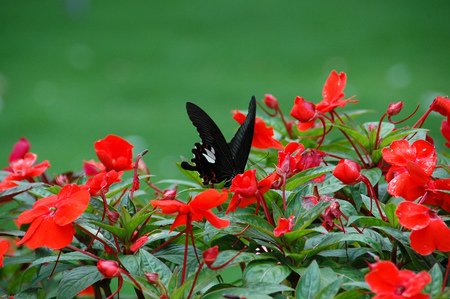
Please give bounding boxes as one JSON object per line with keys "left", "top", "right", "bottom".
{"left": 181, "top": 96, "right": 256, "bottom": 187}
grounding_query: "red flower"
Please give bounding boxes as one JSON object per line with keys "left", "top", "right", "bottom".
{"left": 322, "top": 201, "right": 342, "bottom": 232}
{"left": 431, "top": 95, "right": 450, "bottom": 117}
{"left": 425, "top": 178, "right": 450, "bottom": 212}
{"left": 382, "top": 139, "right": 436, "bottom": 201}
{"left": 0, "top": 239, "right": 9, "bottom": 267}
{"left": 94, "top": 135, "right": 134, "bottom": 172}
{"left": 297, "top": 148, "right": 326, "bottom": 183}
{"left": 4, "top": 137, "right": 30, "bottom": 171}
{"left": 83, "top": 159, "right": 106, "bottom": 176}
{"left": 151, "top": 189, "right": 230, "bottom": 231}
{"left": 333, "top": 159, "right": 363, "bottom": 185}
{"left": 440, "top": 119, "right": 450, "bottom": 148}
{"left": 316, "top": 70, "right": 357, "bottom": 113}
{"left": 365, "top": 260, "right": 431, "bottom": 299}
{"left": 86, "top": 170, "right": 123, "bottom": 196}
{"left": 17, "top": 184, "right": 90, "bottom": 249}
{"left": 226, "top": 169, "right": 273, "bottom": 213}
{"left": 290, "top": 96, "right": 317, "bottom": 123}
{"left": 273, "top": 216, "right": 295, "bottom": 237}
{"left": 395, "top": 202, "right": 450, "bottom": 255}
{"left": 4, "top": 153, "right": 50, "bottom": 182}
{"left": 233, "top": 110, "right": 283, "bottom": 149}
{"left": 275, "top": 142, "right": 305, "bottom": 179}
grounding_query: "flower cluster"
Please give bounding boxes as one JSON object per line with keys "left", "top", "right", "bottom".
{"left": 0, "top": 71, "right": 448, "bottom": 299}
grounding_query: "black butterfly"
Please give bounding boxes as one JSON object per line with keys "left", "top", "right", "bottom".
{"left": 181, "top": 96, "right": 256, "bottom": 187}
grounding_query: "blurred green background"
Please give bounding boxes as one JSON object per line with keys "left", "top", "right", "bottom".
{"left": 0, "top": 0, "right": 448, "bottom": 180}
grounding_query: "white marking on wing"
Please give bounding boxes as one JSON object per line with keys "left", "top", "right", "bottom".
{"left": 203, "top": 148, "right": 216, "bottom": 164}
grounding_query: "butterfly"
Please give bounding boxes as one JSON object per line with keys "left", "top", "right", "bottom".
{"left": 181, "top": 96, "right": 256, "bottom": 187}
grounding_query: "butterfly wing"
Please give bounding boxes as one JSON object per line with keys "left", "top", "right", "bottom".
{"left": 228, "top": 96, "right": 256, "bottom": 174}
{"left": 181, "top": 102, "right": 236, "bottom": 186}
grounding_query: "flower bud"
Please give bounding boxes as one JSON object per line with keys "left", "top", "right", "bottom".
{"left": 161, "top": 188, "right": 177, "bottom": 200}
{"left": 107, "top": 210, "right": 120, "bottom": 224}
{"left": 290, "top": 96, "right": 317, "bottom": 122}
{"left": 145, "top": 272, "right": 159, "bottom": 284}
{"left": 333, "top": 159, "right": 362, "bottom": 185}
{"left": 264, "top": 94, "right": 279, "bottom": 109}
{"left": 387, "top": 101, "right": 404, "bottom": 116}
{"left": 202, "top": 246, "right": 219, "bottom": 268}
{"left": 97, "top": 260, "right": 121, "bottom": 278}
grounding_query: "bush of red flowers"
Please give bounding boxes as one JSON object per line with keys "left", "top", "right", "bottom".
{"left": 0, "top": 70, "right": 449, "bottom": 299}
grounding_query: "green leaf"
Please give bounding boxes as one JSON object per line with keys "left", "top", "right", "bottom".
{"left": 243, "top": 260, "right": 291, "bottom": 284}
{"left": 29, "top": 251, "right": 98, "bottom": 268}
{"left": 384, "top": 203, "right": 399, "bottom": 228}
{"left": 305, "top": 232, "right": 382, "bottom": 254}
{"left": 0, "top": 182, "right": 44, "bottom": 202}
{"left": 12, "top": 287, "right": 42, "bottom": 299}
{"left": 286, "top": 166, "right": 335, "bottom": 190}
{"left": 201, "top": 287, "right": 273, "bottom": 299}
{"left": 26, "top": 185, "right": 55, "bottom": 199}
{"left": 361, "top": 194, "right": 385, "bottom": 220}
{"left": 57, "top": 266, "right": 103, "bottom": 299}
{"left": 88, "top": 219, "right": 127, "bottom": 240}
{"left": 314, "top": 276, "right": 343, "bottom": 299}
{"left": 296, "top": 260, "right": 320, "bottom": 299}
{"left": 360, "top": 168, "right": 382, "bottom": 186}
{"left": 120, "top": 250, "right": 172, "bottom": 286}
{"left": 329, "top": 123, "right": 370, "bottom": 149}
{"left": 334, "top": 288, "right": 371, "bottom": 299}
{"left": 242, "top": 281, "right": 294, "bottom": 294}
{"left": 425, "top": 263, "right": 443, "bottom": 297}
{"left": 346, "top": 216, "right": 390, "bottom": 228}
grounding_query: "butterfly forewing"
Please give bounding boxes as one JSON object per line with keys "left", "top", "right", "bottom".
{"left": 228, "top": 96, "right": 256, "bottom": 174}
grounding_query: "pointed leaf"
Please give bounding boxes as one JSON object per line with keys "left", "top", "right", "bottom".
{"left": 57, "top": 266, "right": 102, "bottom": 299}
{"left": 296, "top": 260, "right": 321, "bottom": 299}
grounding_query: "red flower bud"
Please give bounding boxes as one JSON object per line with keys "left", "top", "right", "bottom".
{"left": 387, "top": 101, "right": 404, "bottom": 116}
{"left": 333, "top": 159, "right": 362, "bottom": 185}
{"left": 202, "top": 246, "right": 219, "bottom": 268}
{"left": 264, "top": 94, "right": 279, "bottom": 109}
{"left": 107, "top": 210, "right": 120, "bottom": 224}
{"left": 144, "top": 272, "right": 160, "bottom": 284}
{"left": 161, "top": 188, "right": 177, "bottom": 200}
{"left": 97, "top": 260, "right": 121, "bottom": 278}
{"left": 290, "top": 96, "right": 317, "bottom": 122}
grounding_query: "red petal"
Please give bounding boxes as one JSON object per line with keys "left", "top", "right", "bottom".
{"left": 365, "top": 261, "right": 402, "bottom": 294}
{"left": 18, "top": 205, "right": 51, "bottom": 224}
{"left": 18, "top": 216, "right": 75, "bottom": 249}
{"left": 201, "top": 210, "right": 230, "bottom": 229}
{"left": 410, "top": 218, "right": 450, "bottom": 255}
{"left": 395, "top": 202, "right": 430, "bottom": 230}
{"left": 190, "top": 189, "right": 228, "bottom": 210}
{"left": 54, "top": 190, "right": 91, "bottom": 226}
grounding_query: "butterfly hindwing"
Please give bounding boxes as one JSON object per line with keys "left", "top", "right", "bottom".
{"left": 181, "top": 102, "right": 236, "bottom": 185}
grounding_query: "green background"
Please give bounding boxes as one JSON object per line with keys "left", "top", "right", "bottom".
{"left": 0, "top": 1, "right": 448, "bottom": 180}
